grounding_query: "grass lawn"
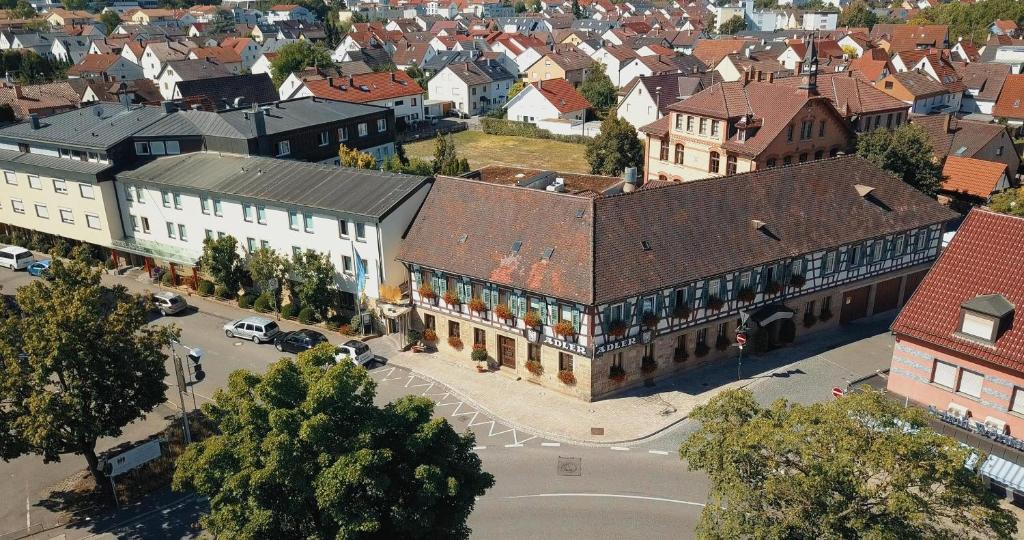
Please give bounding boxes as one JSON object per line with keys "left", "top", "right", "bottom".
{"left": 403, "top": 130, "right": 590, "bottom": 173}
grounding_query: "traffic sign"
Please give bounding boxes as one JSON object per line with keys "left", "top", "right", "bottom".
{"left": 735, "top": 332, "right": 747, "bottom": 346}
{"left": 832, "top": 387, "right": 845, "bottom": 398}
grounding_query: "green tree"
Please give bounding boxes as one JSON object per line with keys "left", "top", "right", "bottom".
{"left": 10, "top": 0, "right": 35, "bottom": 19}
{"left": 681, "top": 389, "right": 1016, "bottom": 539}
{"left": 507, "top": 79, "right": 527, "bottom": 100}
{"left": 200, "top": 235, "right": 244, "bottom": 295}
{"left": 270, "top": 41, "right": 333, "bottom": 86}
{"left": 60, "top": 0, "right": 87, "bottom": 9}
{"left": 914, "top": 0, "right": 1024, "bottom": 44}
{"left": 855, "top": 123, "right": 943, "bottom": 196}
{"left": 837, "top": 0, "right": 878, "bottom": 29}
{"left": 173, "top": 345, "right": 494, "bottom": 538}
{"left": 585, "top": 113, "right": 644, "bottom": 176}
{"left": 753, "top": 0, "right": 777, "bottom": 8}
{"left": 514, "top": 0, "right": 526, "bottom": 12}
{"left": 579, "top": 63, "right": 616, "bottom": 112}
{"left": 529, "top": 0, "right": 541, "bottom": 12}
{"left": 404, "top": 63, "right": 428, "bottom": 90}
{"left": 432, "top": 134, "right": 470, "bottom": 175}
{"left": 289, "top": 250, "right": 336, "bottom": 319}
{"left": 339, "top": 145, "right": 377, "bottom": 169}
{"left": 382, "top": 155, "right": 433, "bottom": 175}
{"left": 0, "top": 258, "right": 172, "bottom": 498}
{"left": 98, "top": 11, "right": 122, "bottom": 35}
{"left": 990, "top": 188, "right": 1024, "bottom": 217}
{"left": 572, "top": 0, "right": 583, "bottom": 18}
{"left": 247, "top": 247, "right": 286, "bottom": 294}
{"left": 718, "top": 15, "right": 746, "bottom": 35}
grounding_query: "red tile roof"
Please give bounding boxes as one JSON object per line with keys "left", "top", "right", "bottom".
{"left": 67, "top": 53, "right": 122, "bottom": 74}
{"left": 692, "top": 38, "right": 754, "bottom": 67}
{"left": 533, "top": 78, "right": 590, "bottom": 113}
{"left": 940, "top": 156, "right": 1008, "bottom": 198}
{"left": 847, "top": 48, "right": 895, "bottom": 81}
{"left": 993, "top": 74, "right": 1024, "bottom": 120}
{"left": 870, "top": 24, "right": 948, "bottom": 53}
{"left": 892, "top": 209, "right": 1024, "bottom": 372}
{"left": 301, "top": 71, "right": 424, "bottom": 103}
{"left": 775, "top": 71, "right": 908, "bottom": 116}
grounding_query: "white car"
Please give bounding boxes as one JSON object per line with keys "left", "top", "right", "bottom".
{"left": 335, "top": 340, "right": 373, "bottom": 366}
{"left": 0, "top": 246, "right": 33, "bottom": 270}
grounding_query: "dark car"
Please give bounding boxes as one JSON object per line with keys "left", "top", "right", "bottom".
{"left": 274, "top": 329, "right": 329, "bottom": 354}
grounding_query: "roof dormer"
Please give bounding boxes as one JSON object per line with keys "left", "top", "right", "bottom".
{"left": 957, "top": 294, "right": 1015, "bottom": 344}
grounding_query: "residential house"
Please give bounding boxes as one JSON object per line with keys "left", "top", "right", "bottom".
{"left": 690, "top": 38, "right": 754, "bottom": 69}
{"left": 400, "top": 156, "right": 955, "bottom": 400}
{"left": 990, "top": 20, "right": 1019, "bottom": 38}
{"left": 505, "top": 78, "right": 589, "bottom": 124}
{"left": 171, "top": 73, "right": 278, "bottom": 111}
{"left": 289, "top": 71, "right": 426, "bottom": 126}
{"left": 939, "top": 156, "right": 1011, "bottom": 207}
{"left": 0, "top": 82, "right": 81, "bottom": 119}
{"left": 141, "top": 41, "right": 191, "bottom": 80}
{"left": 617, "top": 72, "right": 704, "bottom": 130}
{"left": 67, "top": 53, "right": 144, "bottom": 82}
{"left": 913, "top": 114, "right": 1021, "bottom": 177}
{"left": 589, "top": 44, "right": 638, "bottom": 87}
{"left": 993, "top": 74, "right": 1024, "bottom": 127}
{"left": 156, "top": 59, "right": 235, "bottom": 100}
{"left": 187, "top": 47, "right": 243, "bottom": 73}
{"left": 524, "top": 49, "right": 595, "bottom": 88}
{"left": 220, "top": 37, "right": 261, "bottom": 71}
{"left": 875, "top": 70, "right": 955, "bottom": 115}
{"left": 51, "top": 36, "right": 92, "bottom": 64}
{"left": 618, "top": 55, "right": 686, "bottom": 88}
{"left": 45, "top": 9, "right": 94, "bottom": 28}
{"left": 775, "top": 71, "right": 910, "bottom": 133}
{"left": 960, "top": 62, "right": 1011, "bottom": 114}
{"left": 886, "top": 209, "right": 1024, "bottom": 444}
{"left": 428, "top": 59, "right": 515, "bottom": 116}
{"left": 114, "top": 152, "right": 428, "bottom": 308}
{"left": 847, "top": 47, "right": 895, "bottom": 82}
{"left": 870, "top": 24, "right": 948, "bottom": 53}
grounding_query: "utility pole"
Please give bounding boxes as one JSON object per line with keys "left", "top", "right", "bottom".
{"left": 171, "top": 347, "right": 192, "bottom": 445}
{"left": 170, "top": 340, "right": 205, "bottom": 445}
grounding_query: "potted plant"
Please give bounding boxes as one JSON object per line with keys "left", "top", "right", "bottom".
{"left": 554, "top": 319, "right": 575, "bottom": 338}
{"left": 558, "top": 370, "right": 576, "bottom": 385}
{"left": 526, "top": 359, "right": 543, "bottom": 376}
{"left": 494, "top": 303, "right": 513, "bottom": 320}
{"left": 448, "top": 335, "right": 463, "bottom": 349}
{"left": 609, "top": 364, "right": 626, "bottom": 382}
{"left": 641, "top": 356, "right": 657, "bottom": 375}
{"left": 694, "top": 342, "right": 710, "bottom": 358}
{"left": 422, "top": 328, "right": 438, "bottom": 344}
{"left": 737, "top": 287, "right": 755, "bottom": 303}
{"left": 522, "top": 310, "right": 542, "bottom": 329}
{"left": 469, "top": 297, "right": 487, "bottom": 313}
{"left": 471, "top": 345, "right": 488, "bottom": 372}
{"left": 789, "top": 274, "right": 806, "bottom": 289}
{"left": 715, "top": 334, "right": 731, "bottom": 352}
{"left": 707, "top": 295, "right": 724, "bottom": 311}
{"left": 766, "top": 281, "right": 783, "bottom": 295}
{"left": 443, "top": 290, "right": 461, "bottom": 307}
{"left": 608, "top": 319, "right": 627, "bottom": 337}
{"left": 406, "top": 329, "right": 422, "bottom": 348}
{"left": 642, "top": 311, "right": 661, "bottom": 329}
{"left": 803, "top": 311, "right": 817, "bottom": 328}
{"left": 672, "top": 303, "right": 691, "bottom": 320}
{"left": 674, "top": 347, "right": 689, "bottom": 363}
{"left": 418, "top": 282, "right": 436, "bottom": 300}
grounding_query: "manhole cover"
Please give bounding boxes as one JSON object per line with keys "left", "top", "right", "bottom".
{"left": 557, "top": 456, "right": 582, "bottom": 476}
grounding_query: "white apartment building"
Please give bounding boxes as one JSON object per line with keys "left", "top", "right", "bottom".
{"left": 427, "top": 60, "right": 514, "bottom": 116}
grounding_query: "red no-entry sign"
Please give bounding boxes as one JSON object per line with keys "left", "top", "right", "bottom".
{"left": 735, "top": 332, "right": 747, "bottom": 346}
{"left": 832, "top": 387, "right": 845, "bottom": 398}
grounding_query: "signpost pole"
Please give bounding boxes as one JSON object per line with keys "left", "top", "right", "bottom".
{"left": 171, "top": 346, "right": 192, "bottom": 445}
{"left": 735, "top": 331, "right": 747, "bottom": 381}
{"left": 110, "top": 477, "right": 119, "bottom": 510}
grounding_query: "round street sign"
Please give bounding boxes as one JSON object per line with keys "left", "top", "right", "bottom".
{"left": 832, "top": 387, "right": 845, "bottom": 398}
{"left": 735, "top": 332, "right": 747, "bottom": 346}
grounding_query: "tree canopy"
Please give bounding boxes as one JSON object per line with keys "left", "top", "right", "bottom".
{"left": 990, "top": 188, "right": 1024, "bottom": 218}
{"left": 855, "top": 123, "right": 943, "bottom": 197}
{"left": 507, "top": 79, "right": 527, "bottom": 100}
{"left": 339, "top": 145, "right": 377, "bottom": 169}
{"left": 200, "top": 235, "right": 244, "bottom": 295}
{"left": 0, "top": 255, "right": 172, "bottom": 496}
{"left": 433, "top": 134, "right": 470, "bottom": 175}
{"left": 579, "top": 63, "right": 616, "bottom": 112}
{"left": 99, "top": 11, "right": 122, "bottom": 35}
{"left": 585, "top": 112, "right": 644, "bottom": 176}
{"left": 837, "top": 0, "right": 878, "bottom": 29}
{"left": 270, "top": 41, "right": 333, "bottom": 86}
{"left": 681, "top": 389, "right": 1017, "bottom": 540}
{"left": 288, "top": 250, "right": 336, "bottom": 319}
{"left": 173, "top": 344, "right": 494, "bottom": 539}
{"left": 914, "top": 0, "right": 1024, "bottom": 44}
{"left": 718, "top": 15, "right": 746, "bottom": 35}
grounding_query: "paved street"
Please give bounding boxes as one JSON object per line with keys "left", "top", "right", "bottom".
{"left": 0, "top": 266, "right": 894, "bottom": 540}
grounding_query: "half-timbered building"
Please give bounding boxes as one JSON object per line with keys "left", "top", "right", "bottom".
{"left": 398, "top": 157, "right": 958, "bottom": 401}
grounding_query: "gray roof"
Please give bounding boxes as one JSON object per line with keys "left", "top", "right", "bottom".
{"left": 0, "top": 103, "right": 167, "bottom": 151}
{"left": 117, "top": 152, "right": 429, "bottom": 221}
{"left": 136, "top": 97, "right": 388, "bottom": 139}
{"left": 963, "top": 294, "right": 1015, "bottom": 318}
{"left": 161, "top": 59, "right": 234, "bottom": 81}
{"left": 446, "top": 60, "right": 514, "bottom": 85}
{"left": 0, "top": 148, "right": 112, "bottom": 182}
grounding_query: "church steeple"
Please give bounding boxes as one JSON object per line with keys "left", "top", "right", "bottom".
{"left": 798, "top": 36, "right": 819, "bottom": 95}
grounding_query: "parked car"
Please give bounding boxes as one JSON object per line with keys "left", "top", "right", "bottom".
{"left": 335, "top": 339, "right": 374, "bottom": 366}
{"left": 0, "top": 246, "right": 34, "bottom": 270}
{"left": 223, "top": 316, "right": 280, "bottom": 343}
{"left": 26, "top": 259, "right": 51, "bottom": 278}
{"left": 152, "top": 292, "right": 188, "bottom": 316}
{"left": 274, "top": 329, "right": 329, "bottom": 354}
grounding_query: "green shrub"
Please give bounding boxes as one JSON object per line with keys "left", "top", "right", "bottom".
{"left": 324, "top": 316, "right": 343, "bottom": 330}
{"left": 281, "top": 303, "right": 300, "bottom": 320}
{"left": 160, "top": 270, "right": 176, "bottom": 286}
{"left": 481, "top": 117, "right": 591, "bottom": 144}
{"left": 104, "top": 257, "right": 117, "bottom": 270}
{"left": 197, "top": 280, "right": 215, "bottom": 297}
{"left": 214, "top": 284, "right": 229, "bottom": 299}
{"left": 407, "top": 329, "right": 422, "bottom": 344}
{"left": 253, "top": 292, "right": 274, "bottom": 313}
{"left": 238, "top": 293, "right": 255, "bottom": 309}
{"left": 297, "top": 306, "right": 317, "bottom": 324}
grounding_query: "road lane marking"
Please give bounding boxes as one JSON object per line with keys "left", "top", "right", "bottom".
{"left": 473, "top": 446, "right": 486, "bottom": 450}
{"left": 610, "top": 446, "right": 630, "bottom": 451}
{"left": 503, "top": 493, "right": 705, "bottom": 507}
{"left": 504, "top": 444, "right": 523, "bottom": 448}
{"left": 648, "top": 450, "right": 669, "bottom": 455}
{"left": 541, "top": 442, "right": 560, "bottom": 447}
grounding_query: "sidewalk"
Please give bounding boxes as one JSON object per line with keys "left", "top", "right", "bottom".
{"left": 387, "top": 315, "right": 897, "bottom": 445}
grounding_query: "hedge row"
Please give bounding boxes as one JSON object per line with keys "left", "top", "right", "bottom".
{"left": 481, "top": 118, "right": 591, "bottom": 144}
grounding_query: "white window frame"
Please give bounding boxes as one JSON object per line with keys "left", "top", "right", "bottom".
{"left": 319, "top": 131, "right": 329, "bottom": 146}
{"left": 358, "top": 123, "right": 368, "bottom": 137}
{"left": 276, "top": 140, "right": 291, "bottom": 157}
{"left": 957, "top": 369, "right": 983, "bottom": 399}
{"left": 59, "top": 208, "right": 74, "bottom": 224}
{"left": 52, "top": 179, "right": 67, "bottom": 194}
{"left": 79, "top": 183, "right": 94, "bottom": 199}
{"left": 34, "top": 203, "right": 48, "bottom": 218}
{"left": 932, "top": 360, "right": 957, "bottom": 389}
{"left": 377, "top": 118, "right": 387, "bottom": 132}
{"left": 85, "top": 213, "right": 101, "bottom": 230}
{"left": 355, "top": 222, "right": 366, "bottom": 241}
{"left": 4, "top": 170, "right": 17, "bottom": 185}
{"left": 28, "top": 175, "right": 41, "bottom": 190}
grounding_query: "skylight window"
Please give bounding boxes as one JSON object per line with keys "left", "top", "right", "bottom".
{"left": 458, "top": 233, "right": 468, "bottom": 243}
{"left": 576, "top": 209, "right": 585, "bottom": 218}
{"left": 641, "top": 240, "right": 652, "bottom": 251}
{"left": 511, "top": 240, "right": 522, "bottom": 253}
{"left": 542, "top": 247, "right": 554, "bottom": 261}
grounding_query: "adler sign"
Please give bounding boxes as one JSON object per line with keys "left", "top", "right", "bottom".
{"left": 542, "top": 335, "right": 589, "bottom": 356}
{"left": 594, "top": 336, "right": 639, "bottom": 356}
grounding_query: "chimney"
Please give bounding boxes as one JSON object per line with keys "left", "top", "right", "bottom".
{"left": 327, "top": 76, "right": 334, "bottom": 87}
{"left": 251, "top": 108, "right": 266, "bottom": 136}
{"left": 391, "top": 72, "right": 396, "bottom": 82}
{"left": 538, "top": 79, "right": 542, "bottom": 90}
{"left": 349, "top": 75, "right": 354, "bottom": 87}
{"left": 767, "top": 72, "right": 774, "bottom": 83}
{"left": 13, "top": 85, "right": 22, "bottom": 99}
{"left": 943, "top": 112, "right": 952, "bottom": 133}
{"left": 160, "top": 100, "right": 175, "bottom": 114}
{"left": 28, "top": 112, "right": 39, "bottom": 129}
{"left": 622, "top": 166, "right": 638, "bottom": 192}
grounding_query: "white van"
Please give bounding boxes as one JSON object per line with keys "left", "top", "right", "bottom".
{"left": 0, "top": 246, "right": 34, "bottom": 270}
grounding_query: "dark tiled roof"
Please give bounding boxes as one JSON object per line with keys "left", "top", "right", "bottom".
{"left": 961, "top": 62, "right": 1011, "bottom": 102}
{"left": 890, "top": 69, "right": 947, "bottom": 97}
{"left": 0, "top": 102, "right": 166, "bottom": 150}
{"left": 174, "top": 73, "right": 278, "bottom": 110}
{"left": 620, "top": 73, "right": 704, "bottom": 111}
{"left": 892, "top": 209, "right": 1024, "bottom": 372}
{"left": 445, "top": 59, "right": 514, "bottom": 85}
{"left": 911, "top": 113, "right": 1008, "bottom": 160}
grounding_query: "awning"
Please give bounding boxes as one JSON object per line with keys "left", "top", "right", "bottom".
{"left": 379, "top": 304, "right": 412, "bottom": 318}
{"left": 980, "top": 454, "right": 1024, "bottom": 492}
{"left": 745, "top": 304, "right": 795, "bottom": 328}
{"left": 111, "top": 237, "right": 201, "bottom": 265}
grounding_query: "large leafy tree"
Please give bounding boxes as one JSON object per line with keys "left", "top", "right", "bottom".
{"left": 99, "top": 11, "right": 122, "bottom": 35}
{"left": 200, "top": 235, "right": 244, "bottom": 295}
{"left": 585, "top": 113, "right": 644, "bottom": 176}
{"left": 173, "top": 345, "right": 494, "bottom": 539}
{"left": 579, "top": 63, "right": 616, "bottom": 112}
{"left": 855, "top": 123, "right": 943, "bottom": 196}
{"left": 339, "top": 145, "right": 377, "bottom": 169}
{"left": 270, "top": 41, "right": 333, "bottom": 86}
{"left": 990, "top": 188, "right": 1024, "bottom": 218}
{"left": 837, "top": 0, "right": 878, "bottom": 29}
{"left": 0, "top": 257, "right": 172, "bottom": 496}
{"left": 247, "top": 247, "right": 287, "bottom": 294}
{"left": 681, "top": 389, "right": 1016, "bottom": 539}
{"left": 289, "top": 250, "right": 337, "bottom": 319}
{"left": 507, "top": 79, "right": 527, "bottom": 100}
{"left": 432, "top": 134, "right": 469, "bottom": 175}
{"left": 718, "top": 15, "right": 746, "bottom": 35}
{"left": 914, "top": 0, "right": 1024, "bottom": 44}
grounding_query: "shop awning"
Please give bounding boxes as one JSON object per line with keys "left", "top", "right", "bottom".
{"left": 744, "top": 304, "right": 795, "bottom": 328}
{"left": 980, "top": 454, "right": 1024, "bottom": 492}
{"left": 111, "top": 237, "right": 201, "bottom": 265}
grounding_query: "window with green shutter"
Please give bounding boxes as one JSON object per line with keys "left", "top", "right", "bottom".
{"left": 571, "top": 306, "right": 581, "bottom": 333}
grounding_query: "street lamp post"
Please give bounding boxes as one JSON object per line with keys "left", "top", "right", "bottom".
{"left": 170, "top": 340, "right": 205, "bottom": 445}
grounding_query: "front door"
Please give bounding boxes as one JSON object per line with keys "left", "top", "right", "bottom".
{"left": 498, "top": 335, "right": 516, "bottom": 369}
{"left": 840, "top": 286, "right": 870, "bottom": 324}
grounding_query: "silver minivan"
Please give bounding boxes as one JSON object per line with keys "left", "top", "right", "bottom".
{"left": 223, "top": 316, "right": 280, "bottom": 343}
{"left": 0, "top": 246, "right": 34, "bottom": 270}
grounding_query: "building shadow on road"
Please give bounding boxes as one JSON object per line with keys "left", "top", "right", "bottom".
{"left": 613, "top": 314, "right": 896, "bottom": 400}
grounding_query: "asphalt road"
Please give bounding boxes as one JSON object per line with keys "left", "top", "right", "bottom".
{"left": 0, "top": 266, "right": 709, "bottom": 540}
